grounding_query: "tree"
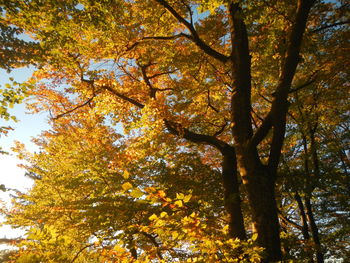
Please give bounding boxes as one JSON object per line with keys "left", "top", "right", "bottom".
{"left": 1, "top": 0, "right": 349, "bottom": 262}
{"left": 6, "top": 110, "right": 263, "bottom": 262}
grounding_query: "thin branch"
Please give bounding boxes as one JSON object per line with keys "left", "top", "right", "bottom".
{"left": 103, "top": 85, "right": 145, "bottom": 109}
{"left": 180, "top": 0, "right": 194, "bottom": 26}
{"left": 148, "top": 69, "right": 178, "bottom": 79}
{"left": 140, "top": 232, "right": 163, "bottom": 260}
{"left": 117, "top": 63, "right": 141, "bottom": 83}
{"left": 278, "top": 211, "right": 303, "bottom": 231}
{"left": 70, "top": 244, "right": 94, "bottom": 263}
{"left": 311, "top": 19, "right": 350, "bottom": 33}
{"left": 154, "top": 0, "right": 229, "bottom": 63}
{"left": 156, "top": 87, "right": 174, "bottom": 92}
{"left": 126, "top": 33, "right": 192, "bottom": 51}
{"left": 140, "top": 64, "right": 157, "bottom": 99}
{"left": 289, "top": 71, "right": 319, "bottom": 93}
{"left": 207, "top": 89, "right": 219, "bottom": 113}
{"left": 213, "top": 121, "right": 228, "bottom": 137}
{"left": 206, "top": 58, "right": 233, "bottom": 89}
{"left": 126, "top": 41, "right": 139, "bottom": 51}
{"left": 0, "top": 238, "right": 23, "bottom": 244}
{"left": 143, "top": 33, "right": 192, "bottom": 41}
{"left": 53, "top": 96, "right": 95, "bottom": 120}
{"left": 251, "top": 107, "right": 264, "bottom": 122}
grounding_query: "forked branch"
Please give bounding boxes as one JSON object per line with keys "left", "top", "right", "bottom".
{"left": 154, "top": 0, "right": 230, "bottom": 63}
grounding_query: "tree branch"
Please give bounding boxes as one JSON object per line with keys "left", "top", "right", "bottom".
{"left": 70, "top": 243, "right": 94, "bottom": 263}
{"left": 154, "top": 0, "right": 229, "bottom": 63}
{"left": 126, "top": 33, "right": 192, "bottom": 51}
{"left": 278, "top": 211, "right": 303, "bottom": 231}
{"left": 164, "top": 120, "right": 230, "bottom": 153}
{"left": 137, "top": 64, "right": 231, "bottom": 152}
{"left": 53, "top": 96, "right": 95, "bottom": 120}
{"left": 103, "top": 85, "right": 145, "bottom": 109}
{"left": 207, "top": 88, "right": 219, "bottom": 113}
{"left": 0, "top": 238, "right": 23, "bottom": 244}
{"left": 311, "top": 19, "right": 350, "bottom": 33}
{"left": 268, "top": 0, "right": 315, "bottom": 174}
{"left": 140, "top": 64, "right": 157, "bottom": 99}
{"left": 213, "top": 121, "right": 228, "bottom": 137}
{"left": 229, "top": 2, "right": 253, "bottom": 143}
{"left": 148, "top": 69, "right": 178, "bottom": 79}
{"left": 140, "top": 232, "right": 163, "bottom": 260}
{"left": 143, "top": 33, "right": 192, "bottom": 41}
{"left": 289, "top": 71, "right": 318, "bottom": 93}
{"left": 250, "top": 113, "right": 273, "bottom": 147}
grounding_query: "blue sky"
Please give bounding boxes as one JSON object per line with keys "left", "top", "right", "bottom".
{"left": 0, "top": 66, "right": 49, "bottom": 245}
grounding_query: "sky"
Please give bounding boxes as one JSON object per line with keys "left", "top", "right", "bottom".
{"left": 0, "top": 66, "right": 49, "bottom": 248}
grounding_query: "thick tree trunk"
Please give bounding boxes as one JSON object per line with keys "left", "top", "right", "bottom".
{"left": 243, "top": 161, "right": 282, "bottom": 262}
{"left": 222, "top": 146, "right": 246, "bottom": 240}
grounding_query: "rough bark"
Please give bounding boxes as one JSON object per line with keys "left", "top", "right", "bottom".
{"left": 222, "top": 145, "right": 247, "bottom": 240}
{"left": 228, "top": 2, "right": 282, "bottom": 261}
{"left": 243, "top": 161, "right": 282, "bottom": 262}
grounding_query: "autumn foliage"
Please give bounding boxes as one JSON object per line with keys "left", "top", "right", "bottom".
{"left": 0, "top": 0, "right": 349, "bottom": 262}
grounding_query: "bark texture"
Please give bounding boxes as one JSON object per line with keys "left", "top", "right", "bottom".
{"left": 222, "top": 146, "right": 246, "bottom": 240}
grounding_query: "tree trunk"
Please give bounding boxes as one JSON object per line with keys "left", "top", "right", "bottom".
{"left": 305, "top": 197, "right": 324, "bottom": 263}
{"left": 307, "top": 126, "right": 324, "bottom": 263}
{"left": 295, "top": 192, "right": 314, "bottom": 263}
{"left": 244, "top": 164, "right": 282, "bottom": 262}
{"left": 236, "top": 150, "right": 282, "bottom": 262}
{"left": 227, "top": 1, "right": 314, "bottom": 261}
{"left": 222, "top": 146, "right": 246, "bottom": 240}
{"left": 295, "top": 193, "right": 311, "bottom": 240}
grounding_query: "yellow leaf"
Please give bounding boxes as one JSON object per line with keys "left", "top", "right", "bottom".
{"left": 155, "top": 219, "right": 165, "bottom": 226}
{"left": 121, "top": 182, "right": 132, "bottom": 191}
{"left": 160, "top": 212, "right": 168, "bottom": 218}
{"left": 172, "top": 231, "right": 179, "bottom": 239}
{"left": 174, "top": 200, "right": 183, "bottom": 207}
{"left": 149, "top": 214, "right": 158, "bottom": 221}
{"left": 122, "top": 170, "right": 130, "bottom": 179}
{"left": 183, "top": 194, "right": 192, "bottom": 203}
{"left": 176, "top": 193, "right": 185, "bottom": 200}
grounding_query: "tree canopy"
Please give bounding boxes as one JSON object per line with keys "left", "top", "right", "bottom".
{"left": 0, "top": 0, "right": 349, "bottom": 262}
